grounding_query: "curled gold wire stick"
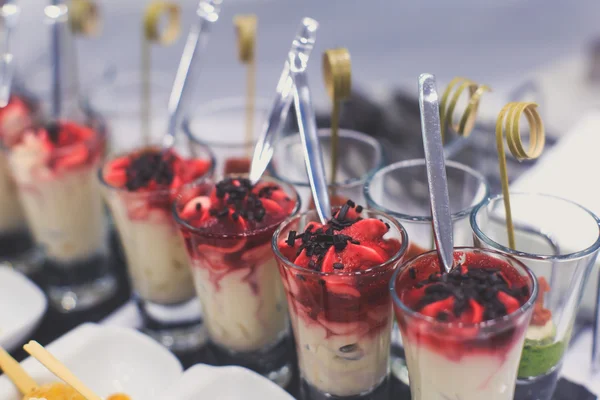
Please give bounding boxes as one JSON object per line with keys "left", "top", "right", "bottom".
{"left": 69, "top": 0, "right": 100, "bottom": 36}
{"left": 142, "top": 1, "right": 181, "bottom": 145}
{"left": 495, "top": 102, "right": 545, "bottom": 249}
{"left": 323, "top": 48, "right": 351, "bottom": 195}
{"left": 234, "top": 14, "right": 257, "bottom": 158}
{"left": 439, "top": 77, "right": 491, "bottom": 143}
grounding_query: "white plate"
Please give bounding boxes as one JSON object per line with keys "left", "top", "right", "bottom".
{"left": 0, "top": 323, "right": 183, "bottom": 399}
{"left": 159, "top": 364, "right": 295, "bottom": 400}
{"left": 0, "top": 266, "right": 47, "bottom": 352}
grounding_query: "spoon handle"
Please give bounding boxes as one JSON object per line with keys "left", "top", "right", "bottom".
{"left": 164, "top": 0, "right": 222, "bottom": 149}
{"left": 290, "top": 47, "right": 331, "bottom": 224}
{"left": 418, "top": 73, "right": 454, "bottom": 273}
{"left": 0, "top": 1, "right": 19, "bottom": 108}
{"left": 249, "top": 18, "right": 318, "bottom": 184}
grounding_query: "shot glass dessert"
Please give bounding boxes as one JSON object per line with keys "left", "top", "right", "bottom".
{"left": 273, "top": 201, "right": 408, "bottom": 399}
{"left": 471, "top": 193, "right": 600, "bottom": 400}
{"left": 364, "top": 158, "right": 489, "bottom": 383}
{"left": 391, "top": 248, "right": 538, "bottom": 400}
{"left": 0, "top": 95, "right": 40, "bottom": 272}
{"left": 183, "top": 97, "right": 271, "bottom": 177}
{"left": 100, "top": 139, "right": 214, "bottom": 351}
{"left": 4, "top": 115, "right": 115, "bottom": 312}
{"left": 271, "top": 129, "right": 383, "bottom": 210}
{"left": 173, "top": 175, "right": 299, "bottom": 385}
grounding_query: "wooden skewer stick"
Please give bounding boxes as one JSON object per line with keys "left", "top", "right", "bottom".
{"left": 23, "top": 341, "right": 102, "bottom": 400}
{"left": 234, "top": 14, "right": 258, "bottom": 158}
{"left": 322, "top": 48, "right": 351, "bottom": 195}
{"left": 0, "top": 346, "right": 38, "bottom": 395}
{"left": 142, "top": 1, "right": 181, "bottom": 145}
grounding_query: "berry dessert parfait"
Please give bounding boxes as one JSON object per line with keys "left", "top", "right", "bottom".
{"left": 0, "top": 95, "right": 40, "bottom": 272}
{"left": 100, "top": 139, "right": 214, "bottom": 352}
{"left": 4, "top": 116, "right": 115, "bottom": 312}
{"left": 273, "top": 201, "right": 408, "bottom": 399}
{"left": 173, "top": 175, "right": 299, "bottom": 386}
{"left": 391, "top": 248, "right": 538, "bottom": 400}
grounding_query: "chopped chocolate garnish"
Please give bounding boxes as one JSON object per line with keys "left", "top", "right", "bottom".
{"left": 339, "top": 344, "right": 358, "bottom": 353}
{"left": 355, "top": 205, "right": 363, "bottom": 213}
{"left": 286, "top": 231, "right": 297, "bottom": 247}
{"left": 217, "top": 208, "right": 229, "bottom": 218}
{"left": 384, "top": 222, "right": 390, "bottom": 229}
{"left": 346, "top": 199, "right": 356, "bottom": 208}
{"left": 333, "top": 263, "right": 344, "bottom": 270}
{"left": 409, "top": 268, "right": 416, "bottom": 280}
{"left": 337, "top": 204, "right": 350, "bottom": 221}
{"left": 436, "top": 311, "right": 449, "bottom": 321}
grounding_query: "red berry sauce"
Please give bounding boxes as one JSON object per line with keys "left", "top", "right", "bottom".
{"left": 176, "top": 177, "right": 297, "bottom": 289}
{"left": 103, "top": 147, "right": 212, "bottom": 221}
{"left": 394, "top": 250, "right": 533, "bottom": 361}
{"left": 276, "top": 201, "right": 403, "bottom": 338}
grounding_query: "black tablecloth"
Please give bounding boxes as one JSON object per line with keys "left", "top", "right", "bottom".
{"left": 3, "top": 233, "right": 597, "bottom": 400}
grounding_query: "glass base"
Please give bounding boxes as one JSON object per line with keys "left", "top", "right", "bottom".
{"left": 300, "top": 377, "right": 390, "bottom": 400}
{"left": 45, "top": 253, "right": 118, "bottom": 313}
{"left": 0, "top": 231, "right": 44, "bottom": 276}
{"left": 136, "top": 297, "right": 208, "bottom": 353}
{"left": 514, "top": 364, "right": 561, "bottom": 400}
{"left": 210, "top": 334, "right": 293, "bottom": 388}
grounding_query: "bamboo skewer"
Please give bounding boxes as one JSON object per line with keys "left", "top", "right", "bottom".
{"left": 23, "top": 341, "right": 102, "bottom": 400}
{"left": 234, "top": 14, "right": 258, "bottom": 158}
{"left": 0, "top": 346, "right": 38, "bottom": 395}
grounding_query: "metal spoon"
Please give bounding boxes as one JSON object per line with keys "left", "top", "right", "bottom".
{"left": 248, "top": 17, "right": 318, "bottom": 185}
{"left": 418, "top": 73, "right": 454, "bottom": 273}
{"left": 0, "top": 1, "right": 19, "bottom": 107}
{"left": 162, "top": 0, "right": 222, "bottom": 151}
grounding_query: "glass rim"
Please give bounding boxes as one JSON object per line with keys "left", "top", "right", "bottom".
{"left": 389, "top": 247, "right": 539, "bottom": 330}
{"left": 97, "top": 140, "right": 217, "bottom": 196}
{"left": 172, "top": 174, "right": 302, "bottom": 238}
{"left": 182, "top": 96, "right": 272, "bottom": 148}
{"left": 470, "top": 192, "right": 600, "bottom": 261}
{"left": 364, "top": 158, "right": 490, "bottom": 222}
{"left": 272, "top": 208, "right": 409, "bottom": 277}
{"left": 270, "top": 128, "right": 384, "bottom": 189}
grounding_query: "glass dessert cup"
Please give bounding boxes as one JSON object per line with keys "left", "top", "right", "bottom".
{"left": 391, "top": 247, "right": 538, "bottom": 400}
{"left": 99, "top": 134, "right": 215, "bottom": 352}
{"left": 183, "top": 96, "right": 271, "bottom": 178}
{"left": 471, "top": 193, "right": 600, "bottom": 400}
{"left": 273, "top": 205, "right": 409, "bottom": 399}
{"left": 0, "top": 94, "right": 44, "bottom": 274}
{"left": 364, "top": 158, "right": 489, "bottom": 384}
{"left": 173, "top": 175, "right": 300, "bottom": 386}
{"left": 2, "top": 112, "right": 116, "bottom": 312}
{"left": 270, "top": 129, "right": 383, "bottom": 211}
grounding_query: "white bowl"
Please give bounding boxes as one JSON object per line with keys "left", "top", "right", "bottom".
{"left": 0, "top": 323, "right": 183, "bottom": 399}
{"left": 159, "top": 364, "right": 295, "bottom": 400}
{"left": 0, "top": 266, "right": 47, "bottom": 352}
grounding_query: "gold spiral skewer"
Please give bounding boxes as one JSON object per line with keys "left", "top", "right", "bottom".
{"left": 440, "top": 77, "right": 491, "bottom": 143}
{"left": 69, "top": 0, "right": 100, "bottom": 36}
{"left": 234, "top": 14, "right": 258, "bottom": 158}
{"left": 323, "top": 48, "right": 351, "bottom": 196}
{"left": 495, "top": 102, "right": 545, "bottom": 249}
{"left": 141, "top": 1, "right": 181, "bottom": 145}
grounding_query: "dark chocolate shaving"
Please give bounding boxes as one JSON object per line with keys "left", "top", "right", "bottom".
{"left": 125, "top": 150, "right": 175, "bottom": 191}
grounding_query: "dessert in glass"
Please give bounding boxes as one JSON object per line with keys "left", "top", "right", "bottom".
{"left": 3, "top": 113, "right": 115, "bottom": 312}
{"left": 270, "top": 129, "right": 383, "bottom": 210}
{"left": 391, "top": 247, "right": 538, "bottom": 400}
{"left": 0, "top": 95, "right": 40, "bottom": 273}
{"left": 471, "top": 193, "right": 600, "bottom": 400}
{"left": 183, "top": 97, "right": 272, "bottom": 177}
{"left": 100, "top": 134, "right": 214, "bottom": 351}
{"left": 273, "top": 201, "right": 408, "bottom": 399}
{"left": 364, "top": 158, "right": 489, "bottom": 383}
{"left": 173, "top": 175, "right": 299, "bottom": 386}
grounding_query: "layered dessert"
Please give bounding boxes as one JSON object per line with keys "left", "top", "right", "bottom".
{"left": 101, "top": 147, "right": 212, "bottom": 305}
{"left": 174, "top": 176, "right": 298, "bottom": 353}
{"left": 392, "top": 249, "right": 537, "bottom": 400}
{"left": 275, "top": 201, "right": 404, "bottom": 397}
{"left": 6, "top": 120, "right": 106, "bottom": 264}
{"left": 0, "top": 96, "right": 34, "bottom": 235}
